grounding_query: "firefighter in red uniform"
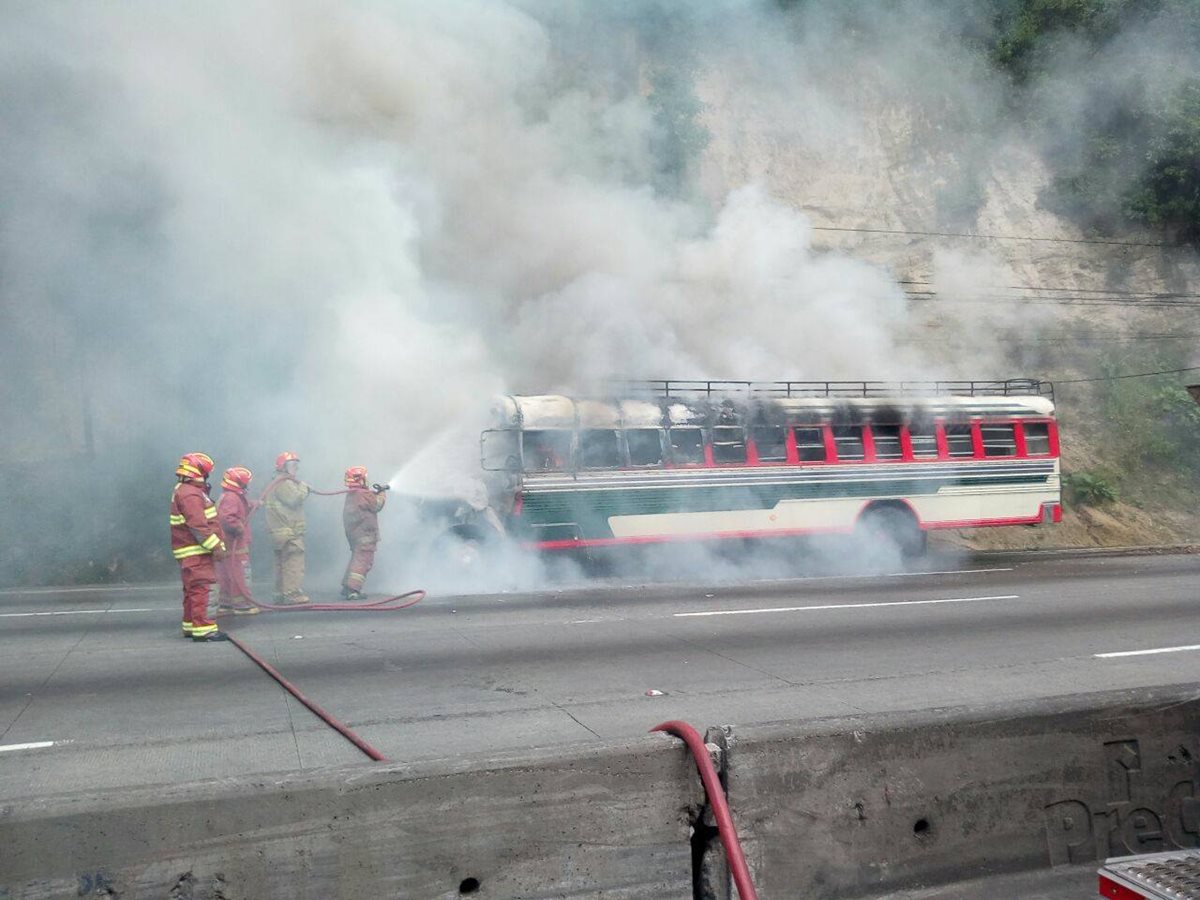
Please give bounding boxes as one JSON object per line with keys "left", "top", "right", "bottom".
{"left": 215, "top": 466, "right": 260, "bottom": 616}
{"left": 341, "top": 466, "right": 387, "bottom": 600}
{"left": 169, "top": 452, "right": 226, "bottom": 641}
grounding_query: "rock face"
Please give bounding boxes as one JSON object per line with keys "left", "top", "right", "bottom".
{"left": 691, "top": 66, "right": 1200, "bottom": 547}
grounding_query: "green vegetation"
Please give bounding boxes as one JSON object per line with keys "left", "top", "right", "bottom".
{"left": 635, "top": 8, "right": 710, "bottom": 197}
{"left": 1083, "top": 352, "right": 1200, "bottom": 511}
{"left": 645, "top": 63, "right": 710, "bottom": 197}
{"left": 1062, "top": 470, "right": 1119, "bottom": 506}
{"left": 990, "top": 0, "right": 1200, "bottom": 242}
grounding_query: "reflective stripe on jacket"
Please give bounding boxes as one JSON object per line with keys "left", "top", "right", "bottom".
{"left": 170, "top": 481, "right": 224, "bottom": 561}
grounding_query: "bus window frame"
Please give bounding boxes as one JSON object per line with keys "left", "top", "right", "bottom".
{"left": 748, "top": 424, "right": 790, "bottom": 466}
{"left": 941, "top": 420, "right": 977, "bottom": 460}
{"left": 520, "top": 428, "right": 575, "bottom": 474}
{"left": 625, "top": 427, "right": 668, "bottom": 469}
{"left": 868, "top": 422, "right": 905, "bottom": 463}
{"left": 792, "top": 423, "right": 832, "bottom": 466}
{"left": 576, "top": 427, "right": 624, "bottom": 471}
{"left": 1016, "top": 419, "right": 1058, "bottom": 458}
{"left": 666, "top": 426, "right": 707, "bottom": 468}
{"left": 903, "top": 422, "right": 941, "bottom": 462}
{"left": 829, "top": 423, "right": 867, "bottom": 464}
{"left": 710, "top": 425, "right": 748, "bottom": 467}
{"left": 978, "top": 419, "right": 1020, "bottom": 459}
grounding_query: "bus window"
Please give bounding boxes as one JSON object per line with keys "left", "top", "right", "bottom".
{"left": 909, "top": 424, "right": 938, "bottom": 458}
{"left": 794, "top": 426, "right": 827, "bottom": 462}
{"left": 669, "top": 428, "right": 705, "bottom": 465}
{"left": 579, "top": 429, "right": 622, "bottom": 469}
{"left": 981, "top": 423, "right": 1017, "bottom": 457}
{"left": 751, "top": 425, "right": 787, "bottom": 462}
{"left": 523, "top": 430, "right": 572, "bottom": 472}
{"left": 627, "top": 429, "right": 665, "bottom": 467}
{"left": 1023, "top": 422, "right": 1051, "bottom": 456}
{"left": 872, "top": 424, "right": 903, "bottom": 460}
{"left": 712, "top": 426, "right": 746, "bottom": 464}
{"left": 832, "top": 425, "right": 865, "bottom": 461}
{"left": 945, "top": 423, "right": 975, "bottom": 458}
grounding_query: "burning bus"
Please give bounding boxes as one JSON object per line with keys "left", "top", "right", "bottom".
{"left": 395, "top": 379, "right": 1061, "bottom": 572}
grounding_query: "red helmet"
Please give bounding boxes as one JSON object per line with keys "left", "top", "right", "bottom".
{"left": 275, "top": 451, "right": 299, "bottom": 472}
{"left": 344, "top": 466, "right": 368, "bottom": 488}
{"left": 176, "top": 452, "right": 214, "bottom": 480}
{"left": 221, "top": 466, "right": 253, "bottom": 492}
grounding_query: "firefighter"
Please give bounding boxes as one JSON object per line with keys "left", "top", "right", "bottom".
{"left": 265, "top": 451, "right": 310, "bottom": 604}
{"left": 169, "top": 452, "right": 226, "bottom": 641}
{"left": 215, "top": 466, "right": 259, "bottom": 615}
{"left": 341, "top": 466, "right": 387, "bottom": 600}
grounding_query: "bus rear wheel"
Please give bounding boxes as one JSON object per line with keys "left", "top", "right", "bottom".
{"left": 856, "top": 505, "right": 927, "bottom": 559}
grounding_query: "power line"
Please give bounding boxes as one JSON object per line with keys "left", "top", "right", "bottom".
{"left": 898, "top": 280, "right": 1200, "bottom": 300}
{"left": 810, "top": 224, "right": 1170, "bottom": 248}
{"left": 1052, "top": 366, "right": 1200, "bottom": 385}
{"left": 904, "top": 334, "right": 1200, "bottom": 345}
{"left": 904, "top": 292, "right": 1200, "bottom": 308}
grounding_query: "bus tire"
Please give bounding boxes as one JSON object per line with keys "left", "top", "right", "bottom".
{"left": 856, "top": 504, "right": 927, "bottom": 559}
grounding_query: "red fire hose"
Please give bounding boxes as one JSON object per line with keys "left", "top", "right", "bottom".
{"left": 217, "top": 475, "right": 426, "bottom": 613}
{"left": 247, "top": 590, "right": 426, "bottom": 613}
{"left": 225, "top": 632, "right": 387, "bottom": 761}
{"left": 651, "top": 720, "right": 759, "bottom": 900}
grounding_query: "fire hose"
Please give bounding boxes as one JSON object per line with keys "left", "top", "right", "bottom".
{"left": 245, "top": 589, "right": 425, "bottom": 612}
{"left": 651, "top": 720, "right": 759, "bottom": 900}
{"left": 225, "top": 632, "right": 387, "bottom": 761}
{"left": 211, "top": 474, "right": 425, "bottom": 613}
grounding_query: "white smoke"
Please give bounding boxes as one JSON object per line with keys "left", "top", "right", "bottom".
{"left": 5, "top": 0, "right": 1197, "bottom": 587}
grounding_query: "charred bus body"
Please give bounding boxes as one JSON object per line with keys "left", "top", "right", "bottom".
{"left": 402, "top": 379, "right": 1061, "bottom": 570}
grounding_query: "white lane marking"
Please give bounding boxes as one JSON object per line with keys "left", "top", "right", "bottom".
{"left": 734, "top": 567, "right": 1014, "bottom": 589}
{"left": 0, "top": 584, "right": 173, "bottom": 596}
{"left": 674, "top": 594, "right": 1020, "bottom": 618}
{"left": 0, "top": 608, "right": 158, "bottom": 619}
{"left": 0, "top": 741, "right": 58, "bottom": 753}
{"left": 1095, "top": 644, "right": 1200, "bottom": 659}
{"left": 883, "top": 567, "right": 1013, "bottom": 578}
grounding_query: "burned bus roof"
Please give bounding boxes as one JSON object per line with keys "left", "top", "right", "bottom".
{"left": 492, "top": 394, "right": 1055, "bottom": 430}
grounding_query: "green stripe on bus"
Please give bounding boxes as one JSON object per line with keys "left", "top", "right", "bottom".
{"left": 519, "top": 474, "right": 1050, "bottom": 523}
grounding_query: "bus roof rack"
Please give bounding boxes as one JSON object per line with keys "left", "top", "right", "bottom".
{"left": 608, "top": 379, "right": 1055, "bottom": 402}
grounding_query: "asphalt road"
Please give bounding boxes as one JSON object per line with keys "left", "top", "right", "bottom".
{"left": 2, "top": 549, "right": 1198, "bottom": 801}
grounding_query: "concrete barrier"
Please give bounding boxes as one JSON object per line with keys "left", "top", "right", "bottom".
{"left": 727, "top": 684, "right": 1200, "bottom": 897}
{"left": 2, "top": 685, "right": 1198, "bottom": 899}
{"left": 0, "top": 740, "right": 698, "bottom": 899}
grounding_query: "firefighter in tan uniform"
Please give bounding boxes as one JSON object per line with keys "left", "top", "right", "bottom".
{"left": 265, "top": 451, "right": 310, "bottom": 604}
{"left": 341, "top": 466, "right": 387, "bottom": 600}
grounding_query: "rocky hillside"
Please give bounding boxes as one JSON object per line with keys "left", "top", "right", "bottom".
{"left": 694, "top": 52, "right": 1200, "bottom": 549}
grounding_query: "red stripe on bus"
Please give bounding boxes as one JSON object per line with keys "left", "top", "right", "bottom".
{"left": 923, "top": 514, "right": 1043, "bottom": 529}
